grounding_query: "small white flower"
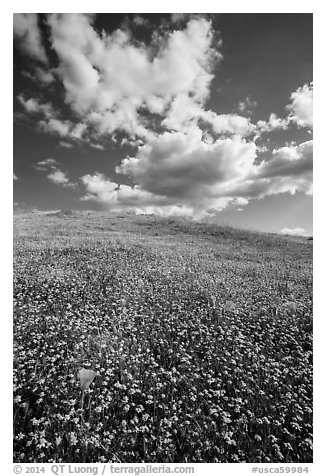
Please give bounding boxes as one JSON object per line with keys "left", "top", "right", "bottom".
{"left": 70, "top": 432, "right": 78, "bottom": 445}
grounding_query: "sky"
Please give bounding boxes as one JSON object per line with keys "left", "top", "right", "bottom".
{"left": 13, "top": 13, "right": 313, "bottom": 235}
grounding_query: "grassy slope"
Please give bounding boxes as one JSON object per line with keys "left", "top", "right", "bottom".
{"left": 13, "top": 211, "right": 313, "bottom": 463}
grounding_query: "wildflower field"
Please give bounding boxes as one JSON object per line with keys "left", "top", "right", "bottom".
{"left": 13, "top": 211, "right": 313, "bottom": 463}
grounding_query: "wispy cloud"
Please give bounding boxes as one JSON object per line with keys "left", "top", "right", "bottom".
{"left": 58, "top": 141, "right": 74, "bottom": 149}
{"left": 236, "top": 96, "right": 257, "bottom": 116}
{"left": 35, "top": 158, "right": 76, "bottom": 188}
{"left": 18, "top": 96, "right": 89, "bottom": 144}
{"left": 280, "top": 227, "right": 307, "bottom": 236}
{"left": 17, "top": 95, "right": 54, "bottom": 117}
{"left": 132, "top": 15, "right": 150, "bottom": 28}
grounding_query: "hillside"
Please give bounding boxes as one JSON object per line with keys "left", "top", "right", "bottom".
{"left": 13, "top": 211, "right": 313, "bottom": 463}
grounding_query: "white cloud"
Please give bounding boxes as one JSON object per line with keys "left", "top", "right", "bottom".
{"left": 253, "top": 141, "right": 313, "bottom": 182}
{"left": 34, "top": 67, "right": 55, "bottom": 84}
{"left": 161, "top": 93, "right": 205, "bottom": 132}
{"left": 229, "top": 140, "right": 313, "bottom": 199}
{"left": 280, "top": 227, "right": 307, "bottom": 236}
{"left": 20, "top": 14, "right": 260, "bottom": 150}
{"left": 25, "top": 15, "right": 308, "bottom": 149}
{"left": 80, "top": 173, "right": 217, "bottom": 218}
{"left": 39, "top": 119, "right": 71, "bottom": 138}
{"left": 256, "top": 83, "right": 313, "bottom": 135}
{"left": 207, "top": 113, "right": 255, "bottom": 137}
{"left": 89, "top": 143, "right": 105, "bottom": 150}
{"left": 80, "top": 131, "right": 312, "bottom": 216}
{"left": 16, "top": 14, "right": 313, "bottom": 218}
{"left": 17, "top": 95, "right": 53, "bottom": 117}
{"left": 18, "top": 92, "right": 93, "bottom": 144}
{"left": 233, "top": 197, "right": 249, "bottom": 206}
{"left": 117, "top": 128, "right": 257, "bottom": 203}
{"left": 39, "top": 118, "right": 90, "bottom": 143}
{"left": 34, "top": 158, "right": 59, "bottom": 171}
{"left": 162, "top": 93, "right": 254, "bottom": 137}
{"left": 68, "top": 123, "right": 88, "bottom": 141}
{"left": 18, "top": 94, "right": 92, "bottom": 144}
{"left": 35, "top": 158, "right": 76, "bottom": 188}
{"left": 256, "top": 83, "right": 313, "bottom": 137}
{"left": 47, "top": 170, "right": 69, "bottom": 186}
{"left": 46, "top": 14, "right": 219, "bottom": 140}
{"left": 13, "top": 14, "right": 48, "bottom": 63}
{"left": 22, "top": 67, "right": 55, "bottom": 85}
{"left": 13, "top": 173, "right": 19, "bottom": 180}
{"left": 236, "top": 96, "right": 257, "bottom": 115}
{"left": 287, "top": 83, "right": 313, "bottom": 129}
{"left": 171, "top": 13, "right": 189, "bottom": 24}
{"left": 81, "top": 173, "right": 167, "bottom": 208}
{"left": 132, "top": 15, "right": 150, "bottom": 28}
{"left": 58, "top": 141, "right": 74, "bottom": 149}
{"left": 256, "top": 113, "right": 289, "bottom": 133}
{"left": 80, "top": 174, "right": 119, "bottom": 205}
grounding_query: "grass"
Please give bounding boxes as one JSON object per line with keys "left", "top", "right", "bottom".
{"left": 13, "top": 211, "right": 313, "bottom": 463}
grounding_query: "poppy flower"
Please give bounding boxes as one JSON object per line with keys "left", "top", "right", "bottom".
{"left": 78, "top": 368, "right": 97, "bottom": 391}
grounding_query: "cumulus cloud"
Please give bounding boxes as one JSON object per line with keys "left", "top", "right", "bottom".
{"left": 256, "top": 113, "right": 289, "bottom": 133}
{"left": 15, "top": 14, "right": 313, "bottom": 217}
{"left": 80, "top": 126, "right": 312, "bottom": 216}
{"left": 162, "top": 93, "right": 254, "bottom": 137}
{"left": 117, "top": 128, "right": 257, "bottom": 201}
{"left": 120, "top": 131, "right": 312, "bottom": 202}
{"left": 35, "top": 158, "right": 76, "bottom": 188}
{"left": 47, "top": 169, "right": 71, "bottom": 186}
{"left": 280, "top": 227, "right": 307, "bottom": 236}
{"left": 81, "top": 172, "right": 174, "bottom": 209}
{"left": 24, "top": 14, "right": 312, "bottom": 150}
{"left": 23, "top": 15, "right": 312, "bottom": 147}
{"left": 17, "top": 15, "right": 221, "bottom": 146}
{"left": 208, "top": 113, "right": 254, "bottom": 137}
{"left": 39, "top": 119, "right": 72, "bottom": 138}
{"left": 80, "top": 173, "right": 216, "bottom": 218}
{"left": 256, "top": 83, "right": 313, "bottom": 135}
{"left": 13, "top": 14, "right": 48, "bottom": 63}
{"left": 229, "top": 140, "right": 313, "bottom": 199}
{"left": 46, "top": 14, "right": 219, "bottom": 140}
{"left": 287, "top": 83, "right": 313, "bottom": 129}
{"left": 256, "top": 141, "right": 312, "bottom": 181}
